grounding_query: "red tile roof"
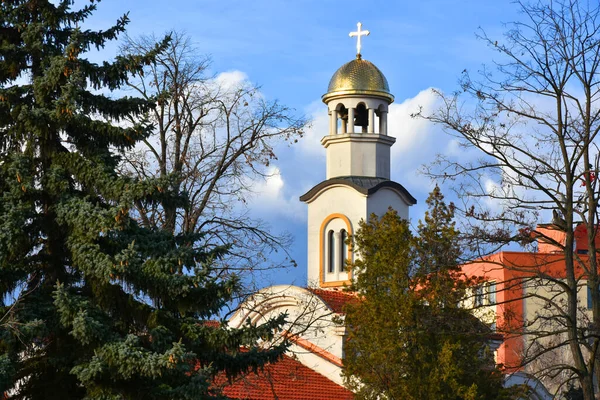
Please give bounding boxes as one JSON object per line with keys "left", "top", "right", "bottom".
{"left": 202, "top": 320, "right": 221, "bottom": 328}
{"left": 284, "top": 331, "right": 343, "bottom": 367}
{"left": 217, "top": 354, "right": 353, "bottom": 400}
{"left": 307, "top": 288, "right": 357, "bottom": 314}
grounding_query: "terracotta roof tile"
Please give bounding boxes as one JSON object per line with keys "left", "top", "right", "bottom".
{"left": 307, "top": 288, "right": 357, "bottom": 314}
{"left": 216, "top": 354, "right": 353, "bottom": 400}
{"left": 202, "top": 320, "right": 221, "bottom": 328}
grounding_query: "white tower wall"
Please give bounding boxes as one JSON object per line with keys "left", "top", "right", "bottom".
{"left": 322, "top": 133, "right": 395, "bottom": 179}
{"left": 306, "top": 186, "right": 366, "bottom": 287}
{"left": 367, "top": 188, "right": 410, "bottom": 220}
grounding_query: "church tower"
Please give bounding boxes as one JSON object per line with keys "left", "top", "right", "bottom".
{"left": 300, "top": 23, "right": 416, "bottom": 289}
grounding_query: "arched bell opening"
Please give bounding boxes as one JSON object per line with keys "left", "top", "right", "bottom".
{"left": 354, "top": 103, "right": 369, "bottom": 133}
{"left": 336, "top": 104, "right": 349, "bottom": 134}
{"left": 328, "top": 100, "right": 390, "bottom": 135}
{"left": 329, "top": 103, "right": 345, "bottom": 135}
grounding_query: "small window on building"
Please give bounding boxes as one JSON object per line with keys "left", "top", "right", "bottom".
{"left": 475, "top": 285, "right": 484, "bottom": 307}
{"left": 487, "top": 281, "right": 497, "bottom": 304}
{"left": 340, "top": 229, "right": 348, "bottom": 272}
{"left": 588, "top": 285, "right": 599, "bottom": 309}
{"left": 328, "top": 230, "right": 335, "bottom": 273}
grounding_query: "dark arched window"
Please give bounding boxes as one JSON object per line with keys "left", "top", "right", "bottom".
{"left": 328, "top": 230, "right": 335, "bottom": 273}
{"left": 355, "top": 103, "right": 368, "bottom": 132}
{"left": 340, "top": 229, "right": 348, "bottom": 272}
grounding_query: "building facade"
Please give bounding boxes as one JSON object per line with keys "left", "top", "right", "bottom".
{"left": 229, "top": 22, "right": 555, "bottom": 400}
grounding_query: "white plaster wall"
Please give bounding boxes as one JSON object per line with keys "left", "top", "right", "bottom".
{"left": 504, "top": 373, "right": 552, "bottom": 400}
{"left": 521, "top": 279, "right": 589, "bottom": 395}
{"left": 325, "top": 139, "right": 352, "bottom": 178}
{"left": 464, "top": 284, "right": 497, "bottom": 350}
{"left": 324, "top": 134, "right": 395, "bottom": 179}
{"left": 290, "top": 342, "right": 344, "bottom": 385}
{"left": 228, "top": 285, "right": 346, "bottom": 384}
{"left": 306, "top": 186, "right": 367, "bottom": 286}
{"left": 523, "top": 279, "right": 587, "bottom": 334}
{"left": 366, "top": 187, "right": 410, "bottom": 220}
{"left": 298, "top": 318, "right": 345, "bottom": 361}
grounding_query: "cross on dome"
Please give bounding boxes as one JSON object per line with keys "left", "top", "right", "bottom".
{"left": 349, "top": 22, "right": 370, "bottom": 59}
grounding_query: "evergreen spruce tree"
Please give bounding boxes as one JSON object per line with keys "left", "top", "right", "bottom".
{"left": 0, "top": 1, "right": 286, "bottom": 398}
{"left": 343, "top": 188, "right": 520, "bottom": 400}
{"left": 413, "top": 186, "right": 466, "bottom": 307}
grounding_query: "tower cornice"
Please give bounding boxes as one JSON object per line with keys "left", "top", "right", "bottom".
{"left": 320, "top": 132, "right": 396, "bottom": 148}
{"left": 299, "top": 176, "right": 417, "bottom": 205}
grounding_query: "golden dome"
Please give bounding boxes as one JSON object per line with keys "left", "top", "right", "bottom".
{"left": 322, "top": 57, "right": 393, "bottom": 103}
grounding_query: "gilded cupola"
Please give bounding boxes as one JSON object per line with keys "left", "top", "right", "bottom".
{"left": 322, "top": 57, "right": 393, "bottom": 104}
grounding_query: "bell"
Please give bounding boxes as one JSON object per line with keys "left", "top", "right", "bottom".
{"left": 354, "top": 103, "right": 368, "bottom": 129}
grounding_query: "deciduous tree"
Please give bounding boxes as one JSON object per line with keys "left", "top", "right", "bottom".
{"left": 119, "top": 32, "right": 307, "bottom": 280}
{"left": 418, "top": 1, "right": 600, "bottom": 397}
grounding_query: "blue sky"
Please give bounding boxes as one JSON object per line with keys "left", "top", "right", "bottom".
{"left": 85, "top": 0, "right": 524, "bottom": 287}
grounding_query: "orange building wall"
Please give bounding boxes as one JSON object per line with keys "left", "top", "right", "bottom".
{"left": 462, "top": 246, "right": 595, "bottom": 371}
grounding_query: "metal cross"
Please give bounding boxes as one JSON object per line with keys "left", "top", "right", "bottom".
{"left": 349, "top": 22, "right": 370, "bottom": 58}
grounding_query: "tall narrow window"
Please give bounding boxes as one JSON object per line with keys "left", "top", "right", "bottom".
{"left": 328, "top": 230, "right": 335, "bottom": 273}
{"left": 487, "top": 281, "right": 497, "bottom": 304}
{"left": 340, "top": 229, "right": 348, "bottom": 272}
{"left": 475, "top": 285, "right": 484, "bottom": 307}
{"left": 588, "top": 285, "right": 599, "bottom": 310}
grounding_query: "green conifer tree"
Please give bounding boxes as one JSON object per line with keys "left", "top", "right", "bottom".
{"left": 0, "top": 1, "right": 286, "bottom": 398}
{"left": 413, "top": 185, "right": 466, "bottom": 307}
{"left": 343, "top": 189, "right": 519, "bottom": 400}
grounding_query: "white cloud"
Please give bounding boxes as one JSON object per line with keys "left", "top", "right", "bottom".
{"left": 386, "top": 88, "right": 447, "bottom": 193}
{"left": 389, "top": 87, "right": 441, "bottom": 157}
{"left": 296, "top": 100, "right": 328, "bottom": 158}
{"left": 215, "top": 70, "right": 249, "bottom": 90}
{"left": 445, "top": 138, "right": 462, "bottom": 157}
{"left": 255, "top": 166, "right": 284, "bottom": 197}
{"left": 247, "top": 166, "right": 306, "bottom": 222}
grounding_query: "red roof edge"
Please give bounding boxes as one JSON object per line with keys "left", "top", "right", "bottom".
{"left": 215, "top": 353, "right": 353, "bottom": 400}
{"left": 307, "top": 288, "right": 357, "bottom": 314}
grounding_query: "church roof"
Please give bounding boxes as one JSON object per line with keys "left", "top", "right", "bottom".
{"left": 202, "top": 320, "right": 221, "bottom": 328}
{"left": 307, "top": 288, "right": 357, "bottom": 314}
{"left": 299, "top": 176, "right": 417, "bottom": 204}
{"left": 217, "top": 354, "right": 353, "bottom": 400}
{"left": 323, "top": 58, "right": 393, "bottom": 103}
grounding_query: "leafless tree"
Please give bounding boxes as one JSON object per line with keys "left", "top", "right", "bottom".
{"left": 417, "top": 1, "right": 600, "bottom": 398}
{"left": 120, "top": 32, "right": 307, "bottom": 285}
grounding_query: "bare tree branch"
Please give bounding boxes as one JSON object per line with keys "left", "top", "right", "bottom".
{"left": 416, "top": 1, "right": 600, "bottom": 397}
{"left": 119, "top": 32, "right": 308, "bottom": 290}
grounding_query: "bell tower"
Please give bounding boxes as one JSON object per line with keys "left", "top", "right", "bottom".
{"left": 300, "top": 23, "right": 416, "bottom": 289}
{"left": 321, "top": 55, "right": 394, "bottom": 180}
